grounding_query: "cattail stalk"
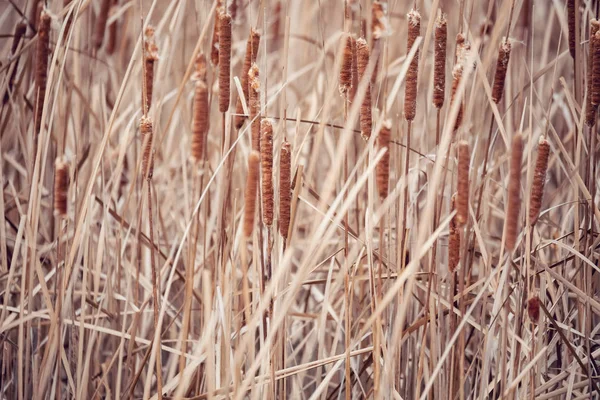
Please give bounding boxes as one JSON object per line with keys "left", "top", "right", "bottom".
{"left": 35, "top": 10, "right": 51, "bottom": 135}
{"left": 54, "top": 159, "right": 69, "bottom": 218}
{"left": 404, "top": 9, "right": 421, "bottom": 121}
{"left": 249, "top": 64, "right": 261, "bottom": 151}
{"left": 235, "top": 29, "right": 261, "bottom": 128}
{"left": 491, "top": 38, "right": 512, "bottom": 104}
{"left": 376, "top": 122, "right": 391, "bottom": 199}
{"left": 143, "top": 27, "right": 159, "bottom": 113}
{"left": 448, "top": 193, "right": 460, "bottom": 272}
{"left": 506, "top": 133, "right": 523, "bottom": 251}
{"left": 93, "top": 0, "right": 111, "bottom": 50}
{"left": 339, "top": 34, "right": 354, "bottom": 95}
{"left": 218, "top": 12, "right": 232, "bottom": 113}
{"left": 244, "top": 151, "right": 261, "bottom": 237}
{"left": 261, "top": 120, "right": 274, "bottom": 226}
{"left": 433, "top": 13, "right": 447, "bottom": 109}
{"left": 529, "top": 137, "right": 550, "bottom": 225}
{"left": 456, "top": 141, "right": 470, "bottom": 226}
{"left": 356, "top": 38, "right": 372, "bottom": 140}
{"left": 279, "top": 141, "right": 292, "bottom": 240}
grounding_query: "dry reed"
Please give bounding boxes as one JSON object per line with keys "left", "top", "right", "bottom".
{"left": 93, "top": 0, "right": 111, "bottom": 50}
{"left": 244, "top": 151, "right": 260, "bottom": 237}
{"left": 448, "top": 193, "right": 460, "bottom": 272}
{"left": 261, "top": 119, "right": 274, "bottom": 226}
{"left": 506, "top": 133, "right": 523, "bottom": 251}
{"left": 143, "top": 26, "right": 159, "bottom": 113}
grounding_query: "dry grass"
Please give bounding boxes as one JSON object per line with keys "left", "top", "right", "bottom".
{"left": 1, "top": 0, "right": 600, "bottom": 399}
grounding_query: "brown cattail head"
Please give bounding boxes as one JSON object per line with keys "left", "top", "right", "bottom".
{"left": 93, "top": 0, "right": 111, "bottom": 50}
{"left": 433, "top": 13, "right": 447, "bottom": 109}
{"left": 529, "top": 137, "right": 550, "bottom": 225}
{"left": 371, "top": 1, "right": 389, "bottom": 40}
{"left": 35, "top": 10, "right": 51, "bottom": 135}
{"left": 527, "top": 296, "right": 541, "bottom": 323}
{"left": 143, "top": 26, "right": 159, "bottom": 113}
{"left": 350, "top": 36, "right": 359, "bottom": 104}
{"left": 210, "top": 0, "right": 223, "bottom": 66}
{"left": 54, "top": 158, "right": 69, "bottom": 218}
{"left": 140, "top": 117, "right": 155, "bottom": 179}
{"left": 567, "top": 0, "right": 576, "bottom": 59}
{"left": 585, "top": 20, "right": 600, "bottom": 126}
{"left": 261, "top": 119, "right": 274, "bottom": 226}
{"left": 491, "top": 38, "right": 511, "bottom": 104}
{"left": 456, "top": 140, "right": 470, "bottom": 226}
{"left": 191, "top": 75, "right": 209, "bottom": 163}
{"left": 279, "top": 141, "right": 292, "bottom": 239}
{"left": 448, "top": 193, "right": 461, "bottom": 272}
{"left": 235, "top": 28, "right": 261, "bottom": 129}
{"left": 356, "top": 38, "right": 372, "bottom": 140}
{"left": 339, "top": 34, "right": 354, "bottom": 95}
{"left": 506, "top": 133, "right": 523, "bottom": 251}
{"left": 404, "top": 9, "right": 421, "bottom": 122}
{"left": 376, "top": 121, "right": 391, "bottom": 200}
{"left": 450, "top": 64, "right": 464, "bottom": 132}
{"left": 248, "top": 63, "right": 261, "bottom": 151}
{"left": 218, "top": 11, "right": 232, "bottom": 113}
{"left": 592, "top": 30, "right": 600, "bottom": 107}
{"left": 455, "top": 33, "right": 470, "bottom": 65}
{"left": 244, "top": 151, "right": 261, "bottom": 238}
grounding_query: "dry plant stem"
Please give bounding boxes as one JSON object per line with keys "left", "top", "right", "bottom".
{"left": 400, "top": 122, "right": 411, "bottom": 270}
{"left": 342, "top": 94, "right": 352, "bottom": 400}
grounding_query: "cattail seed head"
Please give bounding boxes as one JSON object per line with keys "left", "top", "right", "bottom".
{"left": 339, "top": 34, "right": 354, "bottom": 95}
{"left": 527, "top": 296, "right": 541, "bottom": 323}
{"left": 261, "top": 119, "right": 274, "bottom": 226}
{"left": 356, "top": 38, "right": 372, "bottom": 140}
{"left": 448, "top": 193, "right": 461, "bottom": 272}
{"left": 140, "top": 117, "right": 155, "bottom": 180}
{"left": 592, "top": 30, "right": 600, "bottom": 107}
{"left": 376, "top": 121, "right": 391, "bottom": 199}
{"left": 143, "top": 26, "right": 159, "bottom": 113}
{"left": 235, "top": 28, "right": 261, "bottom": 129}
{"left": 191, "top": 77, "right": 209, "bottom": 163}
{"left": 279, "top": 141, "right": 292, "bottom": 239}
{"left": 54, "top": 158, "right": 69, "bottom": 218}
{"left": 456, "top": 140, "right": 470, "bottom": 226}
{"left": 567, "top": 0, "right": 576, "bottom": 59}
{"left": 491, "top": 38, "right": 512, "bottom": 104}
{"left": 433, "top": 13, "right": 447, "bottom": 109}
{"left": 218, "top": 12, "right": 232, "bottom": 113}
{"left": 506, "top": 133, "right": 523, "bottom": 251}
{"left": 585, "top": 20, "right": 600, "bottom": 126}
{"left": 455, "top": 33, "right": 470, "bottom": 65}
{"left": 244, "top": 151, "right": 261, "bottom": 238}
{"left": 350, "top": 37, "right": 359, "bottom": 104}
{"left": 93, "top": 0, "right": 111, "bottom": 50}
{"left": 248, "top": 63, "right": 261, "bottom": 151}
{"left": 372, "top": 1, "right": 389, "bottom": 40}
{"left": 35, "top": 10, "right": 51, "bottom": 135}
{"left": 404, "top": 9, "right": 421, "bottom": 122}
{"left": 450, "top": 64, "right": 464, "bottom": 132}
{"left": 210, "top": 1, "right": 223, "bottom": 66}
{"left": 529, "top": 137, "right": 550, "bottom": 225}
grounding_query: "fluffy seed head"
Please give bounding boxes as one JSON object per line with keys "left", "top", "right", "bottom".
{"left": 456, "top": 141, "right": 470, "bottom": 226}
{"left": 529, "top": 137, "right": 550, "bottom": 225}
{"left": 404, "top": 9, "right": 421, "bottom": 121}
{"left": 218, "top": 12, "right": 232, "bottom": 113}
{"left": 356, "top": 38, "right": 372, "bottom": 140}
{"left": 236, "top": 28, "right": 261, "bottom": 129}
{"left": 491, "top": 38, "right": 512, "bottom": 104}
{"left": 371, "top": 1, "right": 389, "bottom": 40}
{"left": 376, "top": 121, "right": 391, "bottom": 199}
{"left": 261, "top": 119, "right": 274, "bottom": 226}
{"left": 249, "top": 64, "right": 261, "bottom": 151}
{"left": 54, "top": 158, "right": 69, "bottom": 218}
{"left": 450, "top": 64, "right": 464, "bottom": 132}
{"left": 210, "top": 1, "right": 223, "bottom": 65}
{"left": 279, "top": 141, "right": 292, "bottom": 239}
{"left": 506, "top": 133, "right": 523, "bottom": 251}
{"left": 433, "top": 13, "right": 447, "bottom": 109}
{"left": 243, "top": 151, "right": 261, "bottom": 237}
{"left": 339, "top": 34, "right": 354, "bottom": 95}
{"left": 140, "top": 118, "right": 155, "bottom": 180}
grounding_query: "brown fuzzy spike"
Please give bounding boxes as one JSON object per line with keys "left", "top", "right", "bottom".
{"left": 140, "top": 117, "right": 155, "bottom": 180}
{"left": 376, "top": 122, "right": 391, "bottom": 200}
{"left": 450, "top": 64, "right": 464, "bottom": 132}
{"left": 527, "top": 296, "right": 541, "bottom": 323}
{"left": 592, "top": 30, "right": 600, "bottom": 107}
{"left": 350, "top": 37, "right": 359, "bottom": 104}
{"left": 235, "top": 29, "right": 261, "bottom": 129}
{"left": 279, "top": 141, "right": 292, "bottom": 239}
{"left": 506, "top": 133, "right": 523, "bottom": 251}
{"left": 244, "top": 151, "right": 261, "bottom": 238}
{"left": 371, "top": 1, "right": 388, "bottom": 84}
{"left": 456, "top": 141, "right": 470, "bottom": 226}
{"left": 218, "top": 12, "right": 232, "bottom": 113}
{"left": 568, "top": 0, "right": 576, "bottom": 59}
{"left": 404, "top": 9, "right": 421, "bottom": 121}
{"left": 529, "top": 137, "right": 550, "bottom": 225}
{"left": 491, "top": 39, "right": 512, "bottom": 104}
{"left": 586, "top": 20, "right": 600, "bottom": 126}
{"left": 54, "top": 158, "right": 69, "bottom": 218}
{"left": 356, "top": 38, "right": 372, "bottom": 140}
{"left": 35, "top": 10, "right": 51, "bottom": 136}
{"left": 143, "top": 26, "right": 159, "bottom": 113}
{"left": 93, "top": 0, "right": 111, "bottom": 49}
{"left": 210, "top": 1, "right": 223, "bottom": 66}
{"left": 261, "top": 119, "right": 274, "bottom": 226}
{"left": 339, "top": 34, "right": 354, "bottom": 95}
{"left": 448, "top": 193, "right": 460, "bottom": 272}
{"left": 191, "top": 75, "right": 209, "bottom": 163}
{"left": 248, "top": 64, "right": 261, "bottom": 151}
{"left": 433, "top": 13, "right": 447, "bottom": 109}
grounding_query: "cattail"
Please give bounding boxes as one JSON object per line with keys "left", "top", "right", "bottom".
{"left": 506, "top": 133, "right": 523, "bottom": 251}
{"left": 143, "top": 26, "right": 159, "bottom": 113}
{"left": 191, "top": 65, "right": 209, "bottom": 162}
{"left": 371, "top": 1, "right": 388, "bottom": 85}
{"left": 339, "top": 34, "right": 354, "bottom": 95}
{"left": 376, "top": 121, "right": 391, "bottom": 199}
{"left": 450, "top": 64, "right": 464, "bottom": 132}
{"left": 140, "top": 117, "right": 154, "bottom": 179}
{"left": 279, "top": 141, "right": 292, "bottom": 239}
{"left": 210, "top": 1, "right": 223, "bottom": 66}
{"left": 491, "top": 38, "right": 511, "bottom": 104}
{"left": 455, "top": 33, "right": 470, "bottom": 65}
{"left": 261, "top": 119, "right": 274, "bottom": 226}
{"left": 54, "top": 158, "right": 69, "bottom": 218}
{"left": 527, "top": 296, "right": 541, "bottom": 323}
{"left": 456, "top": 141, "right": 470, "bottom": 226}
{"left": 106, "top": 5, "right": 119, "bottom": 55}
{"left": 218, "top": 12, "right": 232, "bottom": 113}
{"left": 235, "top": 28, "right": 261, "bottom": 129}
{"left": 244, "top": 151, "right": 261, "bottom": 238}
{"left": 249, "top": 63, "right": 261, "bottom": 151}
{"left": 448, "top": 193, "right": 460, "bottom": 272}
{"left": 585, "top": 20, "right": 600, "bottom": 126}
{"left": 567, "top": 0, "right": 576, "bottom": 59}
{"left": 93, "top": 0, "right": 111, "bottom": 50}
{"left": 404, "top": 9, "right": 421, "bottom": 121}
{"left": 356, "top": 38, "right": 372, "bottom": 140}
{"left": 592, "top": 30, "right": 600, "bottom": 107}
{"left": 529, "top": 137, "right": 550, "bottom": 225}
{"left": 433, "top": 13, "right": 447, "bottom": 109}
{"left": 350, "top": 37, "right": 359, "bottom": 104}
{"left": 35, "top": 10, "right": 51, "bottom": 135}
